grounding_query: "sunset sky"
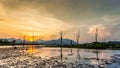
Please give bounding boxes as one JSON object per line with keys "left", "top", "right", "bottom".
{"left": 0, "top": 0, "right": 120, "bottom": 43}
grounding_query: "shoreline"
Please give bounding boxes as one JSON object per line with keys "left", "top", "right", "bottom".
{"left": 0, "top": 45, "right": 120, "bottom": 50}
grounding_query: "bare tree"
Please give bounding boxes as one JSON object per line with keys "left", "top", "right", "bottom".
{"left": 59, "top": 31, "right": 63, "bottom": 63}
{"left": 76, "top": 29, "right": 80, "bottom": 45}
{"left": 19, "top": 34, "right": 25, "bottom": 55}
{"left": 95, "top": 28, "right": 99, "bottom": 66}
{"left": 31, "top": 34, "right": 35, "bottom": 55}
{"left": 76, "top": 29, "right": 81, "bottom": 63}
{"left": 95, "top": 28, "right": 98, "bottom": 42}
{"left": 76, "top": 29, "right": 80, "bottom": 53}
{"left": 70, "top": 40, "right": 73, "bottom": 54}
{"left": 22, "top": 35, "right": 25, "bottom": 55}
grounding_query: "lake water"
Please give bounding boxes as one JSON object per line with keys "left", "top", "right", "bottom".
{"left": 0, "top": 45, "right": 120, "bottom": 68}
{"left": 28, "top": 46, "right": 120, "bottom": 68}
{"left": 33, "top": 47, "right": 120, "bottom": 62}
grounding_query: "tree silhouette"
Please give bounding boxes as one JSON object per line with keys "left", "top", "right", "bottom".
{"left": 59, "top": 31, "right": 63, "bottom": 63}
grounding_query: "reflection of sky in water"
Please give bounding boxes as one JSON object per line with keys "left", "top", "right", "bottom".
{"left": 25, "top": 47, "right": 120, "bottom": 65}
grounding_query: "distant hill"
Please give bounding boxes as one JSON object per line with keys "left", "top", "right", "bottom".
{"left": 1, "top": 38, "right": 29, "bottom": 44}
{"left": 0, "top": 38, "right": 77, "bottom": 45}
{"left": 36, "top": 38, "right": 77, "bottom": 45}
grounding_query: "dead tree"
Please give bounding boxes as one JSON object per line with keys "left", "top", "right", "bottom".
{"left": 95, "top": 28, "right": 99, "bottom": 65}
{"left": 31, "top": 34, "right": 35, "bottom": 55}
{"left": 60, "top": 31, "right": 63, "bottom": 63}
{"left": 19, "top": 35, "right": 25, "bottom": 55}
{"left": 76, "top": 29, "right": 81, "bottom": 63}
{"left": 22, "top": 35, "right": 25, "bottom": 55}
{"left": 70, "top": 40, "right": 73, "bottom": 54}
{"left": 76, "top": 29, "right": 80, "bottom": 53}
{"left": 95, "top": 28, "right": 98, "bottom": 42}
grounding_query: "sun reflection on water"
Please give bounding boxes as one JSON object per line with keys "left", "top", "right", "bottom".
{"left": 27, "top": 45, "right": 36, "bottom": 54}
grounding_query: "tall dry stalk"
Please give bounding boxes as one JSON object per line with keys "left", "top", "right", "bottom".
{"left": 60, "top": 31, "right": 63, "bottom": 63}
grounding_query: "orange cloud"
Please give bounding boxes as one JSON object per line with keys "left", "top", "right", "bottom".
{"left": 0, "top": 7, "right": 72, "bottom": 40}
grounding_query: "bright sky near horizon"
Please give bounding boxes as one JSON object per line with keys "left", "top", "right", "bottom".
{"left": 0, "top": 0, "right": 120, "bottom": 43}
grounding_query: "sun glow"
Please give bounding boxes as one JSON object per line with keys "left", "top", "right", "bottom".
{"left": 29, "top": 38, "right": 34, "bottom": 42}
{"left": 0, "top": 5, "right": 72, "bottom": 40}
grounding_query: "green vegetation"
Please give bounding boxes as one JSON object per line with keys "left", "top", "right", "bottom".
{"left": 0, "top": 39, "right": 10, "bottom": 45}
{"left": 0, "top": 39, "right": 15, "bottom": 45}
{"left": 80, "top": 42, "right": 107, "bottom": 49}
{"left": 46, "top": 42, "right": 120, "bottom": 49}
